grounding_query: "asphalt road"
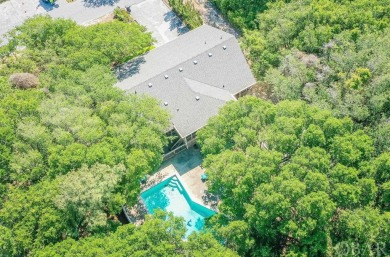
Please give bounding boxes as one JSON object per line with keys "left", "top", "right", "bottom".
{"left": 0, "top": 0, "right": 185, "bottom": 46}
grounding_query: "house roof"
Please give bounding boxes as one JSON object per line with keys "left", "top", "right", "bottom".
{"left": 115, "top": 25, "right": 256, "bottom": 138}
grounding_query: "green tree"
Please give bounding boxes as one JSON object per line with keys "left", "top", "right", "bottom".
{"left": 228, "top": 0, "right": 390, "bottom": 126}
{"left": 334, "top": 208, "right": 384, "bottom": 257}
{"left": 0, "top": 225, "right": 14, "bottom": 257}
{"left": 11, "top": 16, "right": 154, "bottom": 69}
{"left": 0, "top": 181, "right": 65, "bottom": 256}
{"left": 0, "top": 16, "right": 170, "bottom": 256}
{"left": 54, "top": 164, "right": 125, "bottom": 236}
{"left": 32, "top": 211, "right": 238, "bottom": 257}
{"left": 168, "top": 0, "right": 203, "bottom": 29}
{"left": 198, "top": 97, "right": 384, "bottom": 256}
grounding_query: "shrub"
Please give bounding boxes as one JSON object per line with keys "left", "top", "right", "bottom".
{"left": 9, "top": 73, "right": 39, "bottom": 89}
{"left": 168, "top": 0, "right": 203, "bottom": 29}
{"left": 113, "top": 7, "right": 133, "bottom": 23}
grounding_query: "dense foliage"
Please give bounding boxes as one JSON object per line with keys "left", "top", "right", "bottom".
{"left": 32, "top": 211, "right": 238, "bottom": 257}
{"left": 212, "top": 0, "right": 273, "bottom": 29}
{"left": 0, "top": 16, "right": 172, "bottom": 256}
{"left": 197, "top": 96, "right": 389, "bottom": 256}
{"left": 214, "top": 0, "right": 389, "bottom": 131}
{"left": 203, "top": 0, "right": 390, "bottom": 254}
{"left": 113, "top": 7, "right": 134, "bottom": 23}
{"left": 1, "top": 1, "right": 389, "bottom": 255}
{"left": 168, "top": 0, "right": 203, "bottom": 29}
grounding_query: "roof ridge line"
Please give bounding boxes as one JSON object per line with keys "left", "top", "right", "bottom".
{"left": 183, "top": 77, "right": 235, "bottom": 101}
{"left": 182, "top": 76, "right": 224, "bottom": 92}
{"left": 119, "top": 36, "right": 236, "bottom": 90}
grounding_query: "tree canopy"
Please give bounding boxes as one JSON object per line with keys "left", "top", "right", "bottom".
{"left": 199, "top": 8, "right": 390, "bottom": 255}
{"left": 214, "top": 0, "right": 389, "bottom": 133}
{"left": 32, "top": 211, "right": 238, "bottom": 257}
{"left": 197, "top": 96, "right": 389, "bottom": 256}
{"left": 0, "top": 16, "right": 172, "bottom": 256}
{"left": 1, "top": 3, "right": 389, "bottom": 256}
{"left": 168, "top": 0, "right": 203, "bottom": 29}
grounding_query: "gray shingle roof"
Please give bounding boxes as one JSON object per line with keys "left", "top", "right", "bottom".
{"left": 115, "top": 25, "right": 256, "bottom": 138}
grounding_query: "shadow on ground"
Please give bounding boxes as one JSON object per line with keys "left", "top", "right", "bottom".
{"left": 83, "top": 0, "right": 119, "bottom": 7}
{"left": 115, "top": 56, "right": 146, "bottom": 81}
{"left": 202, "top": 1, "right": 240, "bottom": 38}
{"left": 39, "top": 0, "right": 59, "bottom": 11}
{"left": 163, "top": 11, "right": 189, "bottom": 35}
{"left": 160, "top": 147, "right": 203, "bottom": 175}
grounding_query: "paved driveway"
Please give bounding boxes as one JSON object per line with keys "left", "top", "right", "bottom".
{"left": 129, "top": 0, "right": 188, "bottom": 46}
{"left": 0, "top": 0, "right": 186, "bottom": 46}
{"left": 0, "top": 0, "right": 123, "bottom": 42}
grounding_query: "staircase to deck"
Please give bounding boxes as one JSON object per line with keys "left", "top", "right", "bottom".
{"left": 168, "top": 177, "right": 184, "bottom": 193}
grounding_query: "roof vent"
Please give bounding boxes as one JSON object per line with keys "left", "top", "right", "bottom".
{"left": 208, "top": 53, "right": 212, "bottom": 57}
{"left": 179, "top": 67, "right": 183, "bottom": 72}
{"left": 193, "top": 60, "right": 198, "bottom": 65}
{"left": 222, "top": 85, "right": 225, "bottom": 88}
{"left": 177, "top": 108, "right": 179, "bottom": 112}
{"left": 164, "top": 102, "right": 168, "bottom": 106}
{"left": 223, "top": 45, "right": 227, "bottom": 50}
{"left": 148, "top": 83, "right": 152, "bottom": 88}
{"left": 165, "top": 75, "right": 169, "bottom": 79}
{"left": 195, "top": 96, "right": 200, "bottom": 101}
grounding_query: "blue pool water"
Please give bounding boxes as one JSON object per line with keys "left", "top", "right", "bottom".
{"left": 141, "top": 176, "right": 215, "bottom": 237}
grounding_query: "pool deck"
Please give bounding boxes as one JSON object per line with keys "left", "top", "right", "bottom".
{"left": 125, "top": 147, "right": 218, "bottom": 225}
{"left": 142, "top": 147, "right": 208, "bottom": 203}
{"left": 141, "top": 164, "right": 207, "bottom": 205}
{"left": 180, "top": 166, "right": 207, "bottom": 203}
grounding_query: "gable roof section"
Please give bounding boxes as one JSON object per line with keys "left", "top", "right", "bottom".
{"left": 116, "top": 25, "right": 256, "bottom": 138}
{"left": 184, "top": 77, "right": 235, "bottom": 102}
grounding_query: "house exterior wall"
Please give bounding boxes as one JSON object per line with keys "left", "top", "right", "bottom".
{"left": 234, "top": 83, "right": 256, "bottom": 99}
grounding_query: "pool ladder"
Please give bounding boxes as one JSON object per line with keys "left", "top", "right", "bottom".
{"left": 168, "top": 177, "right": 184, "bottom": 193}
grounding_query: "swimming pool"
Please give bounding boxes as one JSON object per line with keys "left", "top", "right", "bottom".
{"left": 141, "top": 175, "right": 215, "bottom": 237}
